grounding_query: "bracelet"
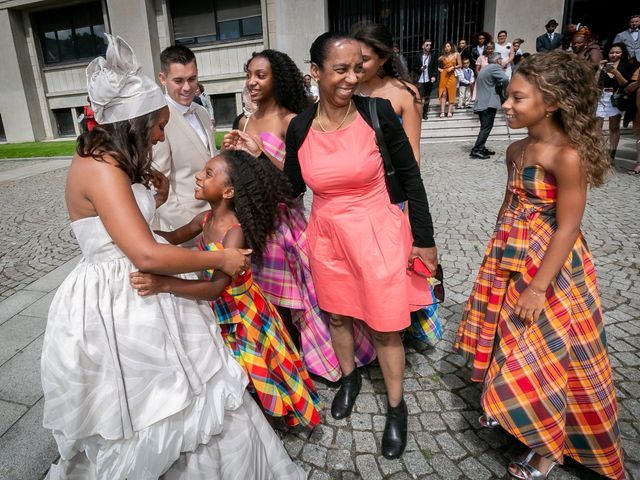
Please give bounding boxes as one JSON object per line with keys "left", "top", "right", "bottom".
{"left": 528, "top": 286, "right": 546, "bottom": 297}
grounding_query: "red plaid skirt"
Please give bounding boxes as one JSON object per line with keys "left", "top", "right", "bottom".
{"left": 456, "top": 165, "right": 625, "bottom": 479}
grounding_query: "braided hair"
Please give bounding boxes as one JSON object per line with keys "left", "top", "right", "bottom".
{"left": 350, "top": 22, "right": 419, "bottom": 103}
{"left": 246, "top": 50, "right": 311, "bottom": 114}
{"left": 219, "top": 150, "right": 294, "bottom": 266}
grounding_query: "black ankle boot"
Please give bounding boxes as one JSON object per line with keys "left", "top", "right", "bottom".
{"left": 381, "top": 398, "right": 407, "bottom": 459}
{"left": 331, "top": 368, "right": 361, "bottom": 419}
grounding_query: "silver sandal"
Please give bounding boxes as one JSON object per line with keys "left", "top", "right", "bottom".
{"left": 508, "top": 449, "right": 557, "bottom": 480}
{"left": 478, "top": 413, "right": 499, "bottom": 429}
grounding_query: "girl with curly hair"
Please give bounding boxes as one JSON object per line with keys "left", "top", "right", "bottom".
{"left": 455, "top": 50, "right": 625, "bottom": 480}
{"left": 224, "top": 49, "right": 377, "bottom": 383}
{"left": 131, "top": 150, "right": 321, "bottom": 429}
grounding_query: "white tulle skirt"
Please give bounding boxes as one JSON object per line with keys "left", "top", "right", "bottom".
{"left": 42, "top": 255, "right": 304, "bottom": 479}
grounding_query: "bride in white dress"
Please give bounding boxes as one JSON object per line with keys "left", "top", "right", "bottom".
{"left": 41, "top": 34, "right": 304, "bottom": 480}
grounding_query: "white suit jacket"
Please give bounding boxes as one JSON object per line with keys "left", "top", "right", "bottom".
{"left": 153, "top": 102, "right": 216, "bottom": 232}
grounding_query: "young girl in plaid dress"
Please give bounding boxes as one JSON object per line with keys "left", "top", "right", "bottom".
{"left": 456, "top": 51, "right": 626, "bottom": 479}
{"left": 131, "top": 150, "right": 321, "bottom": 429}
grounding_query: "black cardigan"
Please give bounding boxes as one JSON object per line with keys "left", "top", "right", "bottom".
{"left": 283, "top": 95, "right": 435, "bottom": 248}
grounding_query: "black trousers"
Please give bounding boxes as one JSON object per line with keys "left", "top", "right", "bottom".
{"left": 472, "top": 108, "right": 497, "bottom": 152}
{"left": 418, "top": 82, "right": 434, "bottom": 116}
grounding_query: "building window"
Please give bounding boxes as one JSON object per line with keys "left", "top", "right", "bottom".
{"left": 0, "top": 115, "right": 6, "bottom": 142}
{"left": 171, "top": 0, "right": 262, "bottom": 46}
{"left": 210, "top": 94, "right": 238, "bottom": 128}
{"left": 33, "top": 2, "right": 107, "bottom": 65}
{"left": 53, "top": 109, "right": 76, "bottom": 137}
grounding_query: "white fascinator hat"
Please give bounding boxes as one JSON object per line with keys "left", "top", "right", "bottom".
{"left": 87, "top": 34, "right": 166, "bottom": 124}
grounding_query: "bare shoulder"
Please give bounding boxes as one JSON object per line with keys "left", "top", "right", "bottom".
{"left": 552, "top": 144, "right": 582, "bottom": 172}
{"left": 67, "top": 153, "right": 131, "bottom": 219}
{"left": 387, "top": 78, "right": 419, "bottom": 105}
{"left": 506, "top": 139, "right": 525, "bottom": 158}
{"left": 282, "top": 111, "right": 297, "bottom": 131}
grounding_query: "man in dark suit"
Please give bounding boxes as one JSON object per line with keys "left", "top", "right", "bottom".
{"left": 413, "top": 39, "right": 437, "bottom": 119}
{"left": 536, "top": 19, "right": 563, "bottom": 53}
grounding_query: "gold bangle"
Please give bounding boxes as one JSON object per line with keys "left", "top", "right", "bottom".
{"left": 528, "top": 286, "right": 545, "bottom": 297}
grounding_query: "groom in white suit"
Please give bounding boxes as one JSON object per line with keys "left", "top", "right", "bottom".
{"left": 153, "top": 45, "right": 216, "bottom": 239}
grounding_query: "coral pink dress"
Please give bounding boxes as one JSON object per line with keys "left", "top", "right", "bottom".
{"left": 298, "top": 114, "right": 431, "bottom": 332}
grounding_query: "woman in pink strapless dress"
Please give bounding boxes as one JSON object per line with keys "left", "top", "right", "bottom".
{"left": 227, "top": 49, "right": 376, "bottom": 382}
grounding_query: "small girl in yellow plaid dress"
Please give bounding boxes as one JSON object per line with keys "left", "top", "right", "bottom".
{"left": 456, "top": 51, "right": 626, "bottom": 480}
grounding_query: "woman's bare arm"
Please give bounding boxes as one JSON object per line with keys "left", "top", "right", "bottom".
{"left": 76, "top": 156, "right": 248, "bottom": 275}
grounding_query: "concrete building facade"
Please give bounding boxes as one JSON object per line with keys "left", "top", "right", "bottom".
{"left": 0, "top": 0, "right": 565, "bottom": 143}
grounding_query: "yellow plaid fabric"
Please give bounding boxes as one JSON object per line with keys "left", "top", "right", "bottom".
{"left": 455, "top": 165, "right": 626, "bottom": 479}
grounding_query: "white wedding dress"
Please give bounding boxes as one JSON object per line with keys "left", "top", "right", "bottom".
{"left": 41, "top": 184, "right": 304, "bottom": 479}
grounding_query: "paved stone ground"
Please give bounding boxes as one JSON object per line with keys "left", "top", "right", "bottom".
{"left": 0, "top": 137, "right": 638, "bottom": 479}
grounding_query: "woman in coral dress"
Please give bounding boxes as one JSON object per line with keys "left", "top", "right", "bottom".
{"left": 284, "top": 33, "right": 438, "bottom": 460}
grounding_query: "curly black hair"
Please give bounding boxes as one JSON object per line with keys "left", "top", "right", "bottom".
{"left": 246, "top": 50, "right": 311, "bottom": 114}
{"left": 75, "top": 107, "right": 166, "bottom": 185}
{"left": 219, "top": 150, "right": 294, "bottom": 266}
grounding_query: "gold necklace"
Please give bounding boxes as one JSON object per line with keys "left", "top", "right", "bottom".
{"left": 316, "top": 100, "right": 352, "bottom": 132}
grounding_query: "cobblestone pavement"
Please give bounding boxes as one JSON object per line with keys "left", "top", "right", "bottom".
{"left": 0, "top": 166, "right": 79, "bottom": 300}
{"left": 0, "top": 138, "right": 638, "bottom": 479}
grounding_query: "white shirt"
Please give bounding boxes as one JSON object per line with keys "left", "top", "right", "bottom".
{"left": 632, "top": 30, "right": 639, "bottom": 41}
{"left": 418, "top": 53, "right": 431, "bottom": 83}
{"left": 165, "top": 94, "right": 209, "bottom": 148}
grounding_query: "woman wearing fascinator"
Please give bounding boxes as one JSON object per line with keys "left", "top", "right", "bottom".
{"left": 222, "top": 49, "right": 377, "bottom": 383}
{"left": 40, "top": 34, "right": 304, "bottom": 479}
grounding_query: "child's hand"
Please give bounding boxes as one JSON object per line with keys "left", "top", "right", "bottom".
{"left": 219, "top": 248, "right": 252, "bottom": 277}
{"left": 150, "top": 170, "right": 169, "bottom": 208}
{"left": 130, "top": 271, "right": 165, "bottom": 296}
{"left": 513, "top": 286, "right": 546, "bottom": 325}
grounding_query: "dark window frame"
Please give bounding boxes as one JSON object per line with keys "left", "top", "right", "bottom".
{"left": 33, "top": 1, "right": 106, "bottom": 66}
{"left": 170, "top": 0, "right": 263, "bottom": 47}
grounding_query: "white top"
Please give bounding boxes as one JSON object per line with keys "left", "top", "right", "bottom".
{"left": 166, "top": 94, "right": 208, "bottom": 147}
{"left": 418, "top": 53, "right": 432, "bottom": 83}
{"left": 494, "top": 42, "right": 513, "bottom": 78}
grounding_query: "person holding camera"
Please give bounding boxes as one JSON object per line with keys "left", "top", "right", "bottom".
{"left": 595, "top": 43, "right": 637, "bottom": 162}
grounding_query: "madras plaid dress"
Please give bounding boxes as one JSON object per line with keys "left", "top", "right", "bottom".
{"left": 200, "top": 232, "right": 321, "bottom": 428}
{"left": 252, "top": 132, "right": 376, "bottom": 382}
{"left": 455, "top": 165, "right": 626, "bottom": 479}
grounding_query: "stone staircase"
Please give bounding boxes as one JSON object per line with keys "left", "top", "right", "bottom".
{"left": 419, "top": 104, "right": 633, "bottom": 144}
{"left": 420, "top": 104, "right": 525, "bottom": 144}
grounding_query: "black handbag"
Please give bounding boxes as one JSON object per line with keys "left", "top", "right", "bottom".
{"left": 368, "top": 98, "right": 408, "bottom": 204}
{"left": 611, "top": 91, "right": 628, "bottom": 110}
